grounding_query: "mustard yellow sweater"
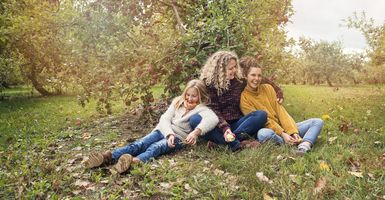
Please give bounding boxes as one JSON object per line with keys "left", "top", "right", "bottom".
{"left": 240, "top": 84, "right": 298, "bottom": 135}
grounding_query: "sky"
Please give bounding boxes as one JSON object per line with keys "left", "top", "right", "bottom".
{"left": 285, "top": 0, "right": 385, "bottom": 53}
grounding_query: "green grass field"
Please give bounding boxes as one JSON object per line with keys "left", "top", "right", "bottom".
{"left": 0, "top": 85, "right": 384, "bottom": 199}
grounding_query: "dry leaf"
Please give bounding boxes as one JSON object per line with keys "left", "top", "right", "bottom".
{"left": 159, "top": 182, "right": 171, "bottom": 189}
{"left": 256, "top": 172, "right": 273, "bottom": 184}
{"left": 214, "top": 169, "right": 225, "bottom": 176}
{"left": 348, "top": 171, "right": 363, "bottom": 178}
{"left": 339, "top": 121, "right": 349, "bottom": 133}
{"left": 263, "top": 193, "right": 275, "bottom": 200}
{"left": 184, "top": 183, "right": 192, "bottom": 190}
{"left": 74, "top": 180, "right": 91, "bottom": 188}
{"left": 82, "top": 132, "right": 91, "bottom": 140}
{"left": 353, "top": 128, "right": 360, "bottom": 134}
{"left": 328, "top": 136, "right": 338, "bottom": 144}
{"left": 319, "top": 161, "right": 331, "bottom": 171}
{"left": 313, "top": 176, "right": 327, "bottom": 195}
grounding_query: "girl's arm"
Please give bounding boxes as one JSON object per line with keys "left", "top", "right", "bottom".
{"left": 195, "top": 108, "right": 219, "bottom": 136}
{"left": 157, "top": 98, "right": 178, "bottom": 138}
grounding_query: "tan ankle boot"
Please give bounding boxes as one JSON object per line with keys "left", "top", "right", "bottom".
{"left": 87, "top": 151, "right": 112, "bottom": 168}
{"left": 111, "top": 154, "right": 133, "bottom": 174}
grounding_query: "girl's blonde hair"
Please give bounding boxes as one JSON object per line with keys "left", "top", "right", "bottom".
{"left": 239, "top": 56, "right": 262, "bottom": 77}
{"left": 175, "top": 79, "right": 210, "bottom": 109}
{"left": 200, "top": 50, "right": 242, "bottom": 95}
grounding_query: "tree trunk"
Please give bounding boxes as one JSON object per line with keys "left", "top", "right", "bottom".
{"left": 326, "top": 77, "right": 333, "bottom": 87}
{"left": 27, "top": 65, "right": 53, "bottom": 96}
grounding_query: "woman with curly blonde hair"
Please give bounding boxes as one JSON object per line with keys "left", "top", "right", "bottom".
{"left": 189, "top": 51, "right": 283, "bottom": 151}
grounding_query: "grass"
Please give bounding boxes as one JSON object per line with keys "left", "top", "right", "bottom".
{"left": 0, "top": 84, "right": 384, "bottom": 199}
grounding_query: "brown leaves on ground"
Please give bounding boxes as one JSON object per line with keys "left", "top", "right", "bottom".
{"left": 313, "top": 176, "right": 327, "bottom": 195}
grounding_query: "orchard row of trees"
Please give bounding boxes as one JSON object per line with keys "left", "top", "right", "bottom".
{"left": 279, "top": 13, "right": 385, "bottom": 86}
{"left": 0, "top": 0, "right": 384, "bottom": 112}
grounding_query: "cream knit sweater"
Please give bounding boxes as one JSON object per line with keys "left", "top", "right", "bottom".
{"left": 154, "top": 98, "right": 219, "bottom": 140}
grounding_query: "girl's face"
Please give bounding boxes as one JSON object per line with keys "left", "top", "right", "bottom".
{"left": 246, "top": 67, "right": 263, "bottom": 90}
{"left": 184, "top": 87, "right": 200, "bottom": 109}
{"left": 226, "top": 59, "right": 237, "bottom": 80}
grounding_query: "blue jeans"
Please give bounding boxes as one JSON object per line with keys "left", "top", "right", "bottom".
{"left": 257, "top": 118, "right": 324, "bottom": 145}
{"left": 111, "top": 130, "right": 184, "bottom": 162}
{"left": 189, "top": 110, "right": 267, "bottom": 151}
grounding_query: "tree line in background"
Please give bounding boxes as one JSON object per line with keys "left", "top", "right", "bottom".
{"left": 0, "top": 0, "right": 384, "bottom": 113}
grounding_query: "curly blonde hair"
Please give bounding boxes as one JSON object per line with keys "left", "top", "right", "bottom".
{"left": 200, "top": 51, "right": 242, "bottom": 95}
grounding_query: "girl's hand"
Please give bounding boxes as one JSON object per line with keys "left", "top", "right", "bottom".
{"left": 185, "top": 130, "right": 200, "bottom": 145}
{"left": 224, "top": 129, "right": 236, "bottom": 142}
{"left": 281, "top": 132, "right": 296, "bottom": 145}
{"left": 167, "top": 134, "right": 175, "bottom": 148}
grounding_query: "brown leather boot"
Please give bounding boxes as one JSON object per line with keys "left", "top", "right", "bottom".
{"left": 110, "top": 154, "right": 133, "bottom": 174}
{"left": 87, "top": 151, "right": 112, "bottom": 168}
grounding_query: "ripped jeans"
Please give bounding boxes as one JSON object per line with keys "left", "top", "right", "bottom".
{"left": 111, "top": 130, "right": 184, "bottom": 162}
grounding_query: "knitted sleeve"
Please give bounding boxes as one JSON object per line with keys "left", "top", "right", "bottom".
{"left": 157, "top": 98, "right": 178, "bottom": 137}
{"left": 195, "top": 107, "right": 219, "bottom": 135}
{"left": 207, "top": 86, "right": 230, "bottom": 133}
{"left": 266, "top": 85, "right": 298, "bottom": 135}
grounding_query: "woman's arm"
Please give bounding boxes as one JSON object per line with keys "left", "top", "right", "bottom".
{"left": 207, "top": 87, "right": 231, "bottom": 133}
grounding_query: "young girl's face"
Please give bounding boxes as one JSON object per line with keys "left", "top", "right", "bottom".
{"left": 247, "top": 67, "right": 263, "bottom": 89}
{"left": 184, "top": 87, "right": 200, "bottom": 109}
{"left": 226, "top": 59, "right": 237, "bottom": 80}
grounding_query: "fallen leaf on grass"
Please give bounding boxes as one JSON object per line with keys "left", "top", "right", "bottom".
{"left": 82, "top": 132, "right": 91, "bottom": 140}
{"left": 74, "top": 180, "right": 91, "bottom": 188}
{"left": 313, "top": 176, "right": 327, "bottom": 195}
{"left": 214, "top": 169, "right": 225, "bottom": 176}
{"left": 263, "top": 193, "right": 275, "bottom": 200}
{"left": 159, "top": 182, "right": 172, "bottom": 189}
{"left": 348, "top": 171, "right": 363, "bottom": 178}
{"left": 346, "top": 157, "right": 360, "bottom": 172}
{"left": 339, "top": 121, "right": 349, "bottom": 133}
{"left": 256, "top": 172, "right": 273, "bottom": 184}
{"left": 319, "top": 161, "right": 331, "bottom": 171}
{"left": 353, "top": 128, "right": 360, "bottom": 134}
{"left": 72, "top": 190, "right": 82, "bottom": 195}
{"left": 328, "top": 136, "right": 338, "bottom": 144}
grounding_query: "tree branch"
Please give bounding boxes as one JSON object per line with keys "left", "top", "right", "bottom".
{"left": 159, "top": 0, "right": 186, "bottom": 34}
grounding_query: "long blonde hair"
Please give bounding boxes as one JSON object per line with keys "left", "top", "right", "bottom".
{"left": 200, "top": 50, "right": 242, "bottom": 95}
{"left": 175, "top": 79, "right": 210, "bottom": 109}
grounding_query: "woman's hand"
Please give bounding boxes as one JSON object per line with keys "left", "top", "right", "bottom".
{"left": 281, "top": 132, "right": 296, "bottom": 145}
{"left": 185, "top": 129, "right": 201, "bottom": 145}
{"left": 224, "top": 129, "right": 236, "bottom": 142}
{"left": 167, "top": 134, "right": 175, "bottom": 148}
{"left": 291, "top": 133, "right": 302, "bottom": 144}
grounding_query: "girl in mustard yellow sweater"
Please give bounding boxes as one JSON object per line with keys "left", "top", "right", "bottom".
{"left": 239, "top": 57, "right": 323, "bottom": 154}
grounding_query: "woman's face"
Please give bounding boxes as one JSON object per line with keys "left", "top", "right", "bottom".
{"left": 226, "top": 59, "right": 237, "bottom": 80}
{"left": 184, "top": 87, "right": 200, "bottom": 109}
{"left": 246, "top": 67, "right": 263, "bottom": 90}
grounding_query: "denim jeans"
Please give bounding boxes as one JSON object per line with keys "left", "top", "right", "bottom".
{"left": 257, "top": 118, "right": 324, "bottom": 145}
{"left": 189, "top": 110, "right": 267, "bottom": 151}
{"left": 111, "top": 130, "right": 184, "bottom": 162}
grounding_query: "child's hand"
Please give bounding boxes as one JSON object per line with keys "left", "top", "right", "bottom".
{"left": 185, "top": 130, "right": 200, "bottom": 145}
{"left": 167, "top": 134, "right": 175, "bottom": 148}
